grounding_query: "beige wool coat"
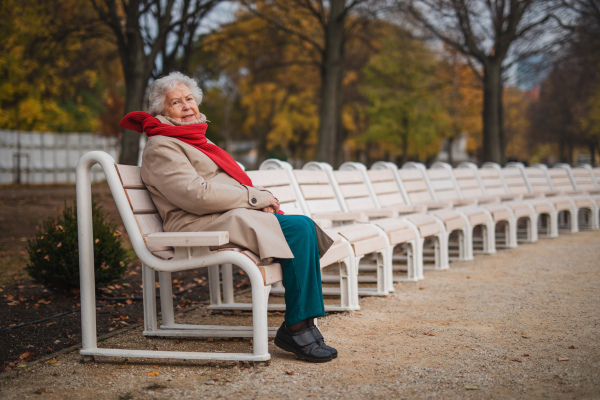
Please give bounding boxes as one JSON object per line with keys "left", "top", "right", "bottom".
{"left": 140, "top": 121, "right": 333, "bottom": 260}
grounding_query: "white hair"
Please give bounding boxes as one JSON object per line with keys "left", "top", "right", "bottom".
{"left": 148, "top": 71, "right": 203, "bottom": 116}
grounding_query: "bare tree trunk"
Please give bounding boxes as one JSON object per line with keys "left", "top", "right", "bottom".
{"left": 120, "top": 69, "right": 148, "bottom": 165}
{"left": 447, "top": 136, "right": 454, "bottom": 166}
{"left": 316, "top": 0, "right": 345, "bottom": 166}
{"left": 401, "top": 114, "right": 409, "bottom": 164}
{"left": 482, "top": 61, "right": 505, "bottom": 164}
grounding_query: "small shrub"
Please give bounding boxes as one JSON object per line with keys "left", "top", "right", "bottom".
{"left": 26, "top": 202, "right": 130, "bottom": 291}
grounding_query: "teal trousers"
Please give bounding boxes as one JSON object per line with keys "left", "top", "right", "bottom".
{"left": 274, "top": 214, "right": 325, "bottom": 325}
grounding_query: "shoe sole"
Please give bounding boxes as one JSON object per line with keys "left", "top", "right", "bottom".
{"left": 274, "top": 338, "right": 333, "bottom": 363}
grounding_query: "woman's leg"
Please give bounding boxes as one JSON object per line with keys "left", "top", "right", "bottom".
{"left": 273, "top": 214, "right": 325, "bottom": 326}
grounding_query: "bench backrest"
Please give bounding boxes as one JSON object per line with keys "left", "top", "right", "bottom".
{"left": 427, "top": 168, "right": 462, "bottom": 202}
{"left": 245, "top": 169, "right": 304, "bottom": 215}
{"left": 501, "top": 167, "right": 531, "bottom": 196}
{"left": 571, "top": 167, "right": 598, "bottom": 191}
{"left": 397, "top": 168, "right": 435, "bottom": 205}
{"left": 114, "top": 164, "right": 172, "bottom": 257}
{"left": 293, "top": 169, "right": 344, "bottom": 215}
{"left": 593, "top": 167, "right": 600, "bottom": 188}
{"left": 332, "top": 169, "right": 378, "bottom": 212}
{"left": 453, "top": 168, "right": 486, "bottom": 200}
{"left": 547, "top": 168, "right": 575, "bottom": 192}
{"left": 523, "top": 167, "right": 553, "bottom": 194}
{"left": 367, "top": 168, "right": 410, "bottom": 208}
{"left": 478, "top": 167, "right": 508, "bottom": 197}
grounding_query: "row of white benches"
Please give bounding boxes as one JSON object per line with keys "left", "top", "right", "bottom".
{"left": 76, "top": 151, "right": 600, "bottom": 363}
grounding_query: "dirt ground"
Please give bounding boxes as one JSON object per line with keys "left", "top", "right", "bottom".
{"left": 1, "top": 225, "right": 599, "bottom": 399}
{"left": 0, "top": 184, "right": 234, "bottom": 372}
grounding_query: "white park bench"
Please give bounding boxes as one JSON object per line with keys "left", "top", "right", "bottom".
{"left": 77, "top": 151, "right": 284, "bottom": 362}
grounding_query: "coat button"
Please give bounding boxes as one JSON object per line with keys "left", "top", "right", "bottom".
{"left": 251, "top": 198, "right": 257, "bottom": 204}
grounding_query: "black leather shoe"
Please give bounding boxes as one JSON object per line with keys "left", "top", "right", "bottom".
{"left": 308, "top": 325, "right": 338, "bottom": 358}
{"left": 274, "top": 323, "right": 333, "bottom": 363}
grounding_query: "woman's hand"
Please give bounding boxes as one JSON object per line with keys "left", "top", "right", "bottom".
{"left": 262, "top": 194, "right": 280, "bottom": 214}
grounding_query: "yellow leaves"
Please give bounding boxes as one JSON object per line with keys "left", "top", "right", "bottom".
{"left": 1, "top": 0, "right": 121, "bottom": 133}
{"left": 148, "top": 371, "right": 159, "bottom": 377}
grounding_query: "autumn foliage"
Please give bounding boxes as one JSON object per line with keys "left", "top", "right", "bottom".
{"left": 26, "top": 203, "right": 130, "bottom": 291}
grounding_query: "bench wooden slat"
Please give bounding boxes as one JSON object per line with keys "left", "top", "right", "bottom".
{"left": 338, "top": 183, "right": 371, "bottom": 199}
{"left": 263, "top": 185, "right": 297, "bottom": 203}
{"left": 125, "top": 189, "right": 158, "bottom": 214}
{"left": 135, "top": 213, "right": 166, "bottom": 236}
{"left": 246, "top": 169, "right": 291, "bottom": 187}
{"left": 293, "top": 169, "right": 331, "bottom": 184}
{"left": 145, "top": 231, "right": 229, "bottom": 248}
{"left": 115, "top": 164, "right": 146, "bottom": 189}
{"left": 300, "top": 184, "right": 337, "bottom": 200}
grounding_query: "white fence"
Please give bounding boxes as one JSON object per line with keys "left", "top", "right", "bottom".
{"left": 0, "top": 130, "right": 121, "bottom": 184}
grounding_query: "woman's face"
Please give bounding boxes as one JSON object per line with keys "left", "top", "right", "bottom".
{"left": 163, "top": 83, "right": 201, "bottom": 122}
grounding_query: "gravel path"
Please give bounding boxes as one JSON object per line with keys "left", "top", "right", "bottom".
{"left": 1, "top": 230, "right": 599, "bottom": 399}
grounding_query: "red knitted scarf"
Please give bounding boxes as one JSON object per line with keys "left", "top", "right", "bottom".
{"left": 120, "top": 111, "right": 253, "bottom": 187}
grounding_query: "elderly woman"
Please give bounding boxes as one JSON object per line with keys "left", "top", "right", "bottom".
{"left": 120, "top": 71, "right": 337, "bottom": 363}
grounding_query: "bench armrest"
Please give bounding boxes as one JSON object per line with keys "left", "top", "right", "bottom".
{"left": 392, "top": 204, "right": 427, "bottom": 214}
{"left": 312, "top": 211, "right": 369, "bottom": 223}
{"left": 453, "top": 199, "right": 478, "bottom": 207}
{"left": 313, "top": 218, "right": 333, "bottom": 229}
{"left": 497, "top": 194, "right": 520, "bottom": 201}
{"left": 145, "top": 231, "right": 229, "bottom": 248}
{"left": 425, "top": 201, "right": 454, "bottom": 210}
{"left": 475, "top": 196, "right": 501, "bottom": 204}
{"left": 364, "top": 209, "right": 397, "bottom": 219}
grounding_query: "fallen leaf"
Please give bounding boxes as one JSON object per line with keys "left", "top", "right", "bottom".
{"left": 46, "top": 359, "right": 58, "bottom": 364}
{"left": 522, "top": 354, "right": 530, "bottom": 357}
{"left": 37, "top": 299, "right": 51, "bottom": 305}
{"left": 558, "top": 357, "right": 569, "bottom": 361}
{"left": 464, "top": 385, "right": 478, "bottom": 390}
{"left": 153, "top": 365, "right": 159, "bottom": 369}
{"left": 419, "top": 286, "right": 426, "bottom": 290}
{"left": 568, "top": 345, "right": 578, "bottom": 349}
{"left": 522, "top": 335, "right": 530, "bottom": 339}
{"left": 510, "top": 358, "right": 522, "bottom": 363}
{"left": 285, "top": 371, "right": 295, "bottom": 375}
{"left": 147, "top": 371, "right": 159, "bottom": 376}
{"left": 466, "top": 276, "right": 471, "bottom": 279}
{"left": 423, "top": 331, "right": 435, "bottom": 336}
{"left": 35, "top": 388, "right": 47, "bottom": 394}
